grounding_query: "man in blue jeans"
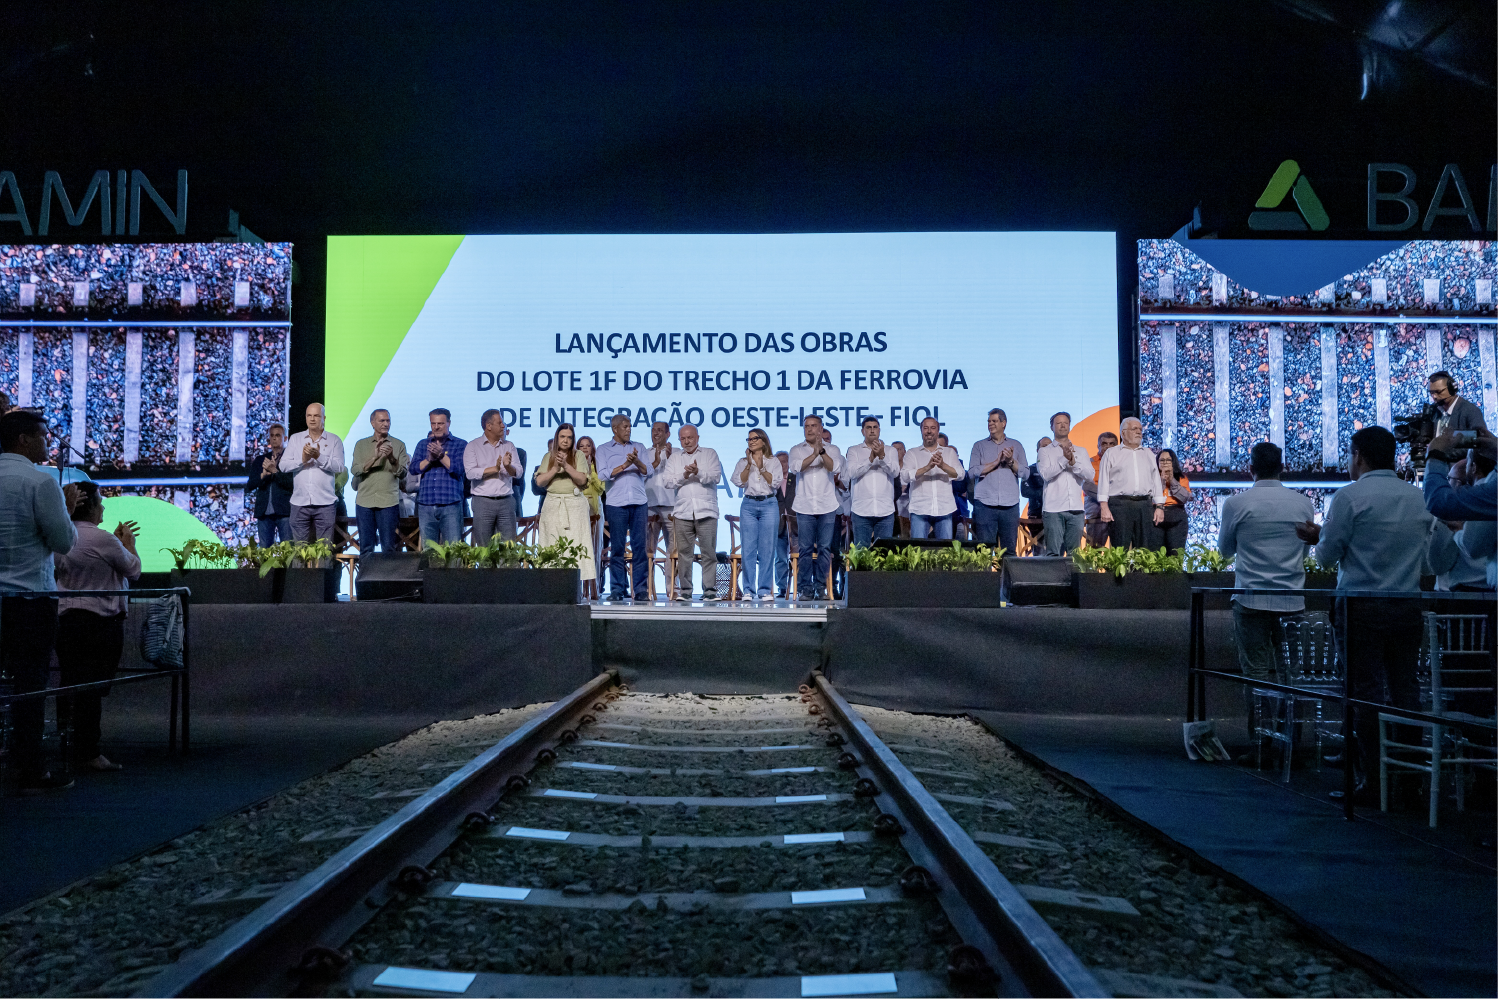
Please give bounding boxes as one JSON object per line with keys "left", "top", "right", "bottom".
{"left": 595, "top": 414, "right": 651, "bottom": 599}
{"left": 903, "top": 417, "right": 964, "bottom": 539}
{"left": 968, "top": 408, "right": 1025, "bottom": 555}
{"left": 245, "top": 422, "right": 294, "bottom": 546}
{"left": 787, "top": 415, "right": 844, "bottom": 600}
{"left": 845, "top": 416, "right": 898, "bottom": 546}
{"left": 410, "top": 408, "right": 467, "bottom": 547}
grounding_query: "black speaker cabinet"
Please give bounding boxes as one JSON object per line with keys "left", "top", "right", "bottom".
{"left": 355, "top": 553, "right": 423, "bottom": 601}
{"left": 1002, "top": 556, "right": 1077, "bottom": 607}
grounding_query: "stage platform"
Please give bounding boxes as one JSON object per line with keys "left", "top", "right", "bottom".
{"left": 106, "top": 600, "right": 1240, "bottom": 719}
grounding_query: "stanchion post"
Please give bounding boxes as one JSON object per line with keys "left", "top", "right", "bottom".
{"left": 1187, "top": 589, "right": 1201, "bottom": 723}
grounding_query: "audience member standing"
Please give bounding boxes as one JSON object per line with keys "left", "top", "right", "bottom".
{"left": 1096, "top": 418, "right": 1163, "bottom": 548}
{"left": 280, "top": 402, "right": 345, "bottom": 543}
{"left": 788, "top": 415, "right": 844, "bottom": 599}
{"left": 464, "top": 409, "right": 520, "bottom": 545}
{"left": 733, "top": 428, "right": 784, "bottom": 599}
{"left": 774, "top": 451, "right": 796, "bottom": 597}
{"left": 1156, "top": 448, "right": 1193, "bottom": 554}
{"left": 1296, "top": 427, "right": 1458, "bottom": 801}
{"left": 1083, "top": 430, "right": 1118, "bottom": 547}
{"left": 410, "top": 408, "right": 467, "bottom": 546}
{"left": 533, "top": 423, "right": 597, "bottom": 587}
{"left": 1038, "top": 413, "right": 1089, "bottom": 555}
{"left": 0, "top": 410, "right": 78, "bottom": 794}
{"left": 968, "top": 409, "right": 1025, "bottom": 554}
{"left": 844, "top": 416, "right": 898, "bottom": 546}
{"left": 903, "top": 417, "right": 964, "bottom": 540}
{"left": 596, "top": 414, "right": 651, "bottom": 600}
{"left": 645, "top": 421, "right": 677, "bottom": 565}
{"left": 511, "top": 444, "right": 528, "bottom": 523}
{"left": 352, "top": 409, "right": 410, "bottom": 556}
{"left": 940, "top": 432, "right": 971, "bottom": 540}
{"left": 662, "top": 424, "right": 723, "bottom": 600}
{"left": 245, "top": 422, "right": 294, "bottom": 546}
{"left": 1423, "top": 429, "right": 1497, "bottom": 588}
{"left": 54, "top": 482, "right": 140, "bottom": 774}
{"left": 575, "top": 436, "right": 605, "bottom": 600}
{"left": 1217, "top": 443, "right": 1315, "bottom": 748}
{"left": 891, "top": 441, "right": 910, "bottom": 537}
{"left": 1020, "top": 437, "right": 1048, "bottom": 524}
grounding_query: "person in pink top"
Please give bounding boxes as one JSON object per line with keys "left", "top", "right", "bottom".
{"left": 54, "top": 481, "right": 141, "bottom": 773}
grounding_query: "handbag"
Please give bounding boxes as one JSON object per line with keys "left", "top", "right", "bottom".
{"left": 139, "top": 595, "right": 184, "bottom": 671}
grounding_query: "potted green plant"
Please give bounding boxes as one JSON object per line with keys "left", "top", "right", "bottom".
{"left": 844, "top": 542, "right": 1003, "bottom": 608}
{"left": 421, "top": 537, "right": 584, "bottom": 604}
{"left": 1183, "top": 543, "right": 1235, "bottom": 610}
{"left": 1070, "top": 546, "right": 1189, "bottom": 609}
{"left": 282, "top": 539, "right": 338, "bottom": 603}
{"left": 166, "top": 539, "right": 275, "bottom": 603}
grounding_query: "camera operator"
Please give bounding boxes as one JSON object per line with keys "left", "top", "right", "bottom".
{"left": 1424, "top": 428, "right": 1497, "bottom": 523}
{"left": 1428, "top": 371, "right": 1488, "bottom": 436}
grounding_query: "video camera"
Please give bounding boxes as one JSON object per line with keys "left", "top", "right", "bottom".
{"left": 1392, "top": 405, "right": 1438, "bottom": 476}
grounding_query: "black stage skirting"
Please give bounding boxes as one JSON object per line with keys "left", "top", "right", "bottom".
{"left": 108, "top": 605, "right": 1238, "bottom": 718}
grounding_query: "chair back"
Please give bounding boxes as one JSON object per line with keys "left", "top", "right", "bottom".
{"left": 1424, "top": 613, "right": 1496, "bottom": 715}
{"left": 1279, "top": 613, "right": 1339, "bottom": 685}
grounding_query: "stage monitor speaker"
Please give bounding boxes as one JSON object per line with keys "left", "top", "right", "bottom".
{"left": 1002, "top": 556, "right": 1077, "bottom": 607}
{"left": 356, "top": 553, "right": 423, "bottom": 601}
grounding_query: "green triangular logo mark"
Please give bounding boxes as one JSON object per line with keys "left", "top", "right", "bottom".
{"left": 1248, "top": 160, "right": 1330, "bottom": 231}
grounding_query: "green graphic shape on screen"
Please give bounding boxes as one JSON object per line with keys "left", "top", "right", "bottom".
{"left": 99, "top": 495, "right": 223, "bottom": 573}
{"left": 1248, "top": 160, "right": 1330, "bottom": 231}
{"left": 325, "top": 235, "right": 465, "bottom": 439}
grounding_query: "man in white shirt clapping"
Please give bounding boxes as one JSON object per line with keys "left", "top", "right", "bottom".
{"left": 787, "top": 415, "right": 844, "bottom": 600}
{"left": 661, "top": 425, "right": 723, "bottom": 601}
{"left": 1036, "top": 412, "right": 1090, "bottom": 555}
{"left": 901, "top": 417, "right": 964, "bottom": 540}
{"left": 844, "top": 416, "right": 898, "bottom": 547}
{"left": 1095, "top": 417, "right": 1163, "bottom": 549}
{"left": 279, "top": 402, "right": 346, "bottom": 542}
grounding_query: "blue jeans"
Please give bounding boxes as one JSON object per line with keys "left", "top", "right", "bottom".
{"left": 355, "top": 504, "right": 401, "bottom": 557}
{"left": 972, "top": 500, "right": 1020, "bottom": 554}
{"left": 851, "top": 512, "right": 895, "bottom": 547}
{"left": 605, "top": 501, "right": 649, "bottom": 598}
{"left": 1042, "top": 510, "right": 1084, "bottom": 555}
{"left": 738, "top": 495, "right": 779, "bottom": 598}
{"left": 418, "top": 502, "right": 464, "bottom": 547}
{"left": 775, "top": 529, "right": 791, "bottom": 596}
{"left": 909, "top": 512, "right": 954, "bottom": 540}
{"left": 796, "top": 511, "right": 837, "bottom": 599}
{"left": 256, "top": 516, "right": 292, "bottom": 547}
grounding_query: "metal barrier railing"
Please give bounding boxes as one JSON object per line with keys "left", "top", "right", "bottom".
{"left": 1186, "top": 587, "right": 1495, "bottom": 820}
{"left": 0, "top": 587, "right": 192, "bottom": 772}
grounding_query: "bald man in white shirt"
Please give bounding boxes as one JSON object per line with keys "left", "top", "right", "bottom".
{"left": 1096, "top": 417, "right": 1164, "bottom": 548}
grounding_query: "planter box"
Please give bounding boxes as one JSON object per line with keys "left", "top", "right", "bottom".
{"left": 422, "top": 568, "right": 580, "bottom": 604}
{"left": 1074, "top": 571, "right": 1189, "bottom": 610}
{"left": 845, "top": 570, "right": 1001, "bottom": 608}
{"left": 170, "top": 567, "right": 275, "bottom": 604}
{"left": 278, "top": 566, "right": 339, "bottom": 604}
{"left": 1186, "top": 572, "right": 1237, "bottom": 611}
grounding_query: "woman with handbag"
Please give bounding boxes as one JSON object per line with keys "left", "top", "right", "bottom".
{"left": 533, "top": 423, "right": 597, "bottom": 589}
{"left": 54, "top": 481, "right": 141, "bottom": 773}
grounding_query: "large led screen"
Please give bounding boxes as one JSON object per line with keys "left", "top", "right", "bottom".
{"left": 327, "top": 232, "right": 1119, "bottom": 508}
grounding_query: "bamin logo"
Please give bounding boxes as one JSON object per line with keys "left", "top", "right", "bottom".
{"left": 1248, "top": 160, "right": 1329, "bottom": 231}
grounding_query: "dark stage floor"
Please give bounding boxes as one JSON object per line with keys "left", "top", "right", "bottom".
{"left": 979, "top": 712, "right": 1498, "bottom": 999}
{"left": 1, "top": 712, "right": 429, "bottom": 916}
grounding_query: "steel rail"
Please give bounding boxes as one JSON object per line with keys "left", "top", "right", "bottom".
{"left": 139, "top": 669, "right": 619, "bottom": 998}
{"left": 811, "top": 670, "right": 1106, "bottom": 998}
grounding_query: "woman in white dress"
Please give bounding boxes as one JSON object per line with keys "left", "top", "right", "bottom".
{"left": 533, "top": 423, "right": 597, "bottom": 584}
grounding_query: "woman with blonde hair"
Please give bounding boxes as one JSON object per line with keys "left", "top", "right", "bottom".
{"left": 533, "top": 423, "right": 597, "bottom": 588}
{"left": 574, "top": 435, "right": 606, "bottom": 599}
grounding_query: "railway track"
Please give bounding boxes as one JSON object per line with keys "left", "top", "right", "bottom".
{"left": 139, "top": 671, "right": 1108, "bottom": 998}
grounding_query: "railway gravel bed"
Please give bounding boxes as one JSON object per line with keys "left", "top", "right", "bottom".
{"left": 0, "top": 705, "right": 547, "bottom": 998}
{"left": 859, "top": 706, "right": 1401, "bottom": 999}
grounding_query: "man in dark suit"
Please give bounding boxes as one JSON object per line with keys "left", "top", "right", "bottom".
{"left": 245, "top": 423, "right": 294, "bottom": 545}
{"left": 511, "top": 445, "right": 528, "bottom": 523}
{"left": 1429, "top": 371, "right": 1489, "bottom": 435}
{"left": 774, "top": 451, "right": 796, "bottom": 597}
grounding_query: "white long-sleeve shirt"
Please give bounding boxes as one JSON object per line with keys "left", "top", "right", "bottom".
{"left": 1036, "top": 441, "right": 1089, "bottom": 514}
{"left": 901, "top": 444, "right": 964, "bottom": 516}
{"left": 1095, "top": 443, "right": 1164, "bottom": 506}
{"left": 662, "top": 446, "right": 722, "bottom": 520}
{"left": 1314, "top": 469, "right": 1458, "bottom": 592}
{"left": 732, "top": 455, "right": 785, "bottom": 498}
{"left": 279, "top": 430, "right": 346, "bottom": 506}
{"left": 787, "top": 442, "right": 845, "bottom": 515}
{"left": 645, "top": 444, "right": 678, "bottom": 508}
{"left": 843, "top": 443, "right": 899, "bottom": 517}
{"left": 1218, "top": 480, "right": 1316, "bottom": 612}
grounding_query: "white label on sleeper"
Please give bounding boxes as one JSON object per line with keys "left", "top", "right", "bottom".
{"left": 801, "top": 972, "right": 899, "bottom": 997}
{"left": 505, "top": 827, "right": 571, "bottom": 841}
{"left": 776, "top": 794, "right": 827, "bottom": 803}
{"left": 784, "top": 832, "right": 845, "bottom": 844}
{"left": 566, "top": 762, "right": 618, "bottom": 771}
{"left": 761, "top": 745, "right": 802, "bottom": 750}
{"left": 587, "top": 740, "right": 633, "bottom": 747}
{"left": 791, "top": 887, "right": 866, "bottom": 904}
{"left": 769, "top": 766, "right": 816, "bottom": 773}
{"left": 542, "top": 789, "right": 598, "bottom": 799}
{"left": 372, "top": 967, "right": 477, "bottom": 994}
{"left": 451, "top": 883, "right": 532, "bottom": 901}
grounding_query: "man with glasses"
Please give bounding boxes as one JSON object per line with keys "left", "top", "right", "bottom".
{"left": 596, "top": 413, "right": 651, "bottom": 600}
{"left": 1427, "top": 371, "right": 1488, "bottom": 436}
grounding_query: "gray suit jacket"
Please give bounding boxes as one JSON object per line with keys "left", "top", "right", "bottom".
{"left": 1439, "top": 396, "right": 1488, "bottom": 434}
